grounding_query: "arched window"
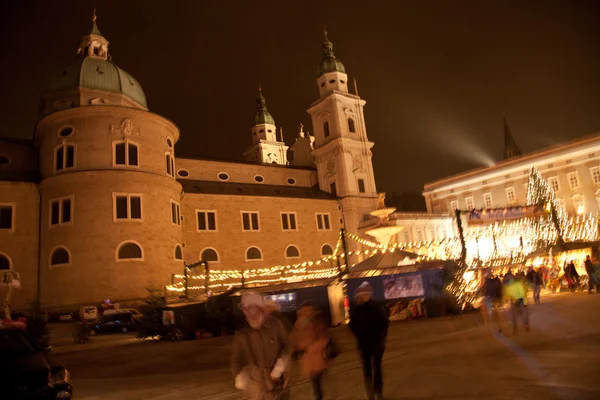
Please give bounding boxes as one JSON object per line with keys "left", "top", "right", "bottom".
{"left": 321, "top": 244, "right": 334, "bottom": 256}
{"left": 200, "top": 248, "right": 219, "bottom": 262}
{"left": 0, "top": 253, "right": 11, "bottom": 270}
{"left": 50, "top": 246, "right": 70, "bottom": 266}
{"left": 246, "top": 246, "right": 262, "bottom": 261}
{"left": 174, "top": 244, "right": 183, "bottom": 261}
{"left": 348, "top": 118, "right": 356, "bottom": 133}
{"left": 323, "top": 121, "right": 330, "bottom": 138}
{"left": 285, "top": 245, "right": 300, "bottom": 259}
{"left": 117, "top": 241, "right": 143, "bottom": 260}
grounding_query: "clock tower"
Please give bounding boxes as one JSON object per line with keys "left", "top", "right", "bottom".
{"left": 308, "top": 31, "right": 378, "bottom": 245}
{"left": 243, "top": 88, "right": 288, "bottom": 165}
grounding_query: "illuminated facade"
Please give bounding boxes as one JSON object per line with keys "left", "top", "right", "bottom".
{"left": 0, "top": 18, "right": 378, "bottom": 311}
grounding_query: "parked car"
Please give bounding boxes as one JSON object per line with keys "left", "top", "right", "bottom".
{"left": 89, "top": 312, "right": 140, "bottom": 335}
{"left": 0, "top": 327, "right": 73, "bottom": 399}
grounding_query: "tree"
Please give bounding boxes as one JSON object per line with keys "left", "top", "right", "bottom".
{"left": 136, "top": 287, "right": 166, "bottom": 340}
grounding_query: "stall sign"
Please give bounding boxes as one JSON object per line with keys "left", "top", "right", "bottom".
{"left": 467, "top": 205, "right": 547, "bottom": 225}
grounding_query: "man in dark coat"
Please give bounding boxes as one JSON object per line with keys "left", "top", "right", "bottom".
{"left": 349, "top": 281, "right": 389, "bottom": 400}
{"left": 584, "top": 255, "right": 599, "bottom": 294}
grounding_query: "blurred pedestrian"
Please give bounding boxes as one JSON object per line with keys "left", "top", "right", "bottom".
{"left": 504, "top": 273, "right": 530, "bottom": 334}
{"left": 565, "top": 260, "right": 579, "bottom": 291}
{"left": 349, "top": 282, "right": 389, "bottom": 400}
{"left": 584, "top": 255, "right": 600, "bottom": 294}
{"left": 481, "top": 269, "right": 504, "bottom": 334}
{"left": 526, "top": 267, "right": 542, "bottom": 304}
{"left": 291, "top": 301, "right": 331, "bottom": 400}
{"left": 231, "top": 293, "right": 291, "bottom": 400}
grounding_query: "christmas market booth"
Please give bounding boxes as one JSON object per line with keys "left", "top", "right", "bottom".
{"left": 229, "top": 278, "right": 345, "bottom": 326}
{"left": 347, "top": 251, "right": 460, "bottom": 321}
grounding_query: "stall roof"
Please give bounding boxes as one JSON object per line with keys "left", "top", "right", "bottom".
{"left": 231, "top": 278, "right": 337, "bottom": 296}
{"left": 352, "top": 248, "right": 419, "bottom": 271}
{"left": 347, "top": 260, "right": 450, "bottom": 279}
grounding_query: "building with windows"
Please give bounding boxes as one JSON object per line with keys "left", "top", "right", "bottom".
{"left": 0, "top": 17, "right": 378, "bottom": 311}
{"left": 422, "top": 131, "right": 600, "bottom": 216}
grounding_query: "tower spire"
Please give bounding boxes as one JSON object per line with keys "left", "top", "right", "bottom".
{"left": 90, "top": 8, "right": 102, "bottom": 36}
{"left": 503, "top": 118, "right": 522, "bottom": 160}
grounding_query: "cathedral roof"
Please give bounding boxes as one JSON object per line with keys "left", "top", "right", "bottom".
{"left": 44, "top": 13, "right": 147, "bottom": 109}
{"left": 46, "top": 57, "right": 147, "bottom": 108}
{"left": 179, "top": 179, "right": 336, "bottom": 200}
{"left": 253, "top": 88, "right": 275, "bottom": 126}
{"left": 318, "top": 31, "right": 345, "bottom": 76}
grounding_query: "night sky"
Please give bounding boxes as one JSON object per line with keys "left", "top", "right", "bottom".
{"left": 2, "top": 1, "right": 599, "bottom": 206}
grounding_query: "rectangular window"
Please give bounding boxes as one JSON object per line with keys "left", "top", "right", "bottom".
{"left": 433, "top": 204, "right": 441, "bottom": 213}
{"left": 114, "top": 141, "right": 139, "bottom": 166}
{"left": 196, "top": 211, "right": 217, "bottom": 231}
{"left": 0, "top": 205, "right": 14, "bottom": 230}
{"left": 506, "top": 187, "right": 516, "bottom": 205}
{"left": 55, "top": 144, "right": 75, "bottom": 171}
{"left": 49, "top": 196, "right": 73, "bottom": 227}
{"left": 281, "top": 212, "right": 298, "bottom": 231}
{"left": 547, "top": 176, "right": 560, "bottom": 193}
{"left": 113, "top": 194, "right": 142, "bottom": 221}
{"left": 358, "top": 179, "right": 366, "bottom": 193}
{"left": 590, "top": 167, "right": 600, "bottom": 184}
{"left": 567, "top": 172, "right": 579, "bottom": 190}
{"left": 316, "top": 213, "right": 331, "bottom": 231}
{"left": 465, "top": 197, "right": 474, "bottom": 210}
{"left": 483, "top": 193, "right": 493, "bottom": 208}
{"left": 171, "top": 200, "right": 181, "bottom": 226}
{"left": 330, "top": 182, "right": 337, "bottom": 197}
{"left": 165, "top": 153, "right": 175, "bottom": 177}
{"left": 241, "top": 211, "right": 260, "bottom": 231}
{"left": 450, "top": 200, "right": 458, "bottom": 212}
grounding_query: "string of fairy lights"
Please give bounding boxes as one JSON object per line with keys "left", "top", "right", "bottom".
{"left": 167, "top": 167, "right": 600, "bottom": 301}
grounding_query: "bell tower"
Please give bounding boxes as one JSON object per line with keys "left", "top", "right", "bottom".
{"left": 308, "top": 30, "right": 378, "bottom": 241}
{"left": 243, "top": 87, "right": 288, "bottom": 165}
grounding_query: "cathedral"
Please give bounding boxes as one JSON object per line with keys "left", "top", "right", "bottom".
{"left": 0, "top": 15, "right": 379, "bottom": 312}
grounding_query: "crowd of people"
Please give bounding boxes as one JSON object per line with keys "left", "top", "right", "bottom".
{"left": 230, "top": 281, "right": 389, "bottom": 400}
{"left": 480, "top": 255, "right": 600, "bottom": 335}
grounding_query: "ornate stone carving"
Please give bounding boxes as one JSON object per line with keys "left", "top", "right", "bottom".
{"left": 89, "top": 98, "right": 111, "bottom": 105}
{"left": 377, "top": 193, "right": 386, "bottom": 209}
{"left": 110, "top": 118, "right": 140, "bottom": 137}
{"left": 325, "top": 159, "right": 336, "bottom": 177}
{"left": 352, "top": 155, "right": 364, "bottom": 172}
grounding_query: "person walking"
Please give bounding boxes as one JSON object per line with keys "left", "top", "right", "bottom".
{"left": 504, "top": 273, "right": 530, "bottom": 334}
{"left": 349, "top": 282, "right": 389, "bottom": 400}
{"left": 526, "top": 267, "right": 542, "bottom": 304}
{"left": 565, "top": 260, "right": 580, "bottom": 291}
{"left": 584, "top": 255, "right": 600, "bottom": 294}
{"left": 231, "top": 293, "right": 291, "bottom": 400}
{"left": 291, "top": 301, "right": 331, "bottom": 400}
{"left": 481, "top": 269, "right": 504, "bottom": 334}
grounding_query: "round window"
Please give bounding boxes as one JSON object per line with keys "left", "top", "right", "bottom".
{"left": 340, "top": 80, "right": 345, "bottom": 84}
{"left": 329, "top": 80, "right": 335, "bottom": 84}
{"left": 0, "top": 155, "right": 10, "bottom": 165}
{"left": 167, "top": 138, "right": 173, "bottom": 148}
{"left": 217, "top": 172, "right": 229, "bottom": 181}
{"left": 320, "top": 82, "right": 325, "bottom": 87}
{"left": 177, "top": 169, "right": 189, "bottom": 177}
{"left": 259, "top": 129, "right": 264, "bottom": 133}
{"left": 58, "top": 126, "right": 74, "bottom": 137}
{"left": 254, "top": 175, "right": 264, "bottom": 183}
{"left": 268, "top": 130, "right": 272, "bottom": 133}
{"left": 287, "top": 178, "right": 296, "bottom": 185}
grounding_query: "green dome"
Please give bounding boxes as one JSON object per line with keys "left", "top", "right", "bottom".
{"left": 318, "top": 36, "right": 345, "bottom": 76}
{"left": 46, "top": 57, "right": 147, "bottom": 108}
{"left": 253, "top": 89, "right": 275, "bottom": 126}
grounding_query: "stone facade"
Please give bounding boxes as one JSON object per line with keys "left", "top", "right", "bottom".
{"left": 0, "top": 19, "right": 380, "bottom": 313}
{"left": 423, "top": 133, "right": 600, "bottom": 216}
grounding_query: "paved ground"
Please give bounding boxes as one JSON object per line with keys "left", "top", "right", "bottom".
{"left": 51, "top": 292, "right": 600, "bottom": 400}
